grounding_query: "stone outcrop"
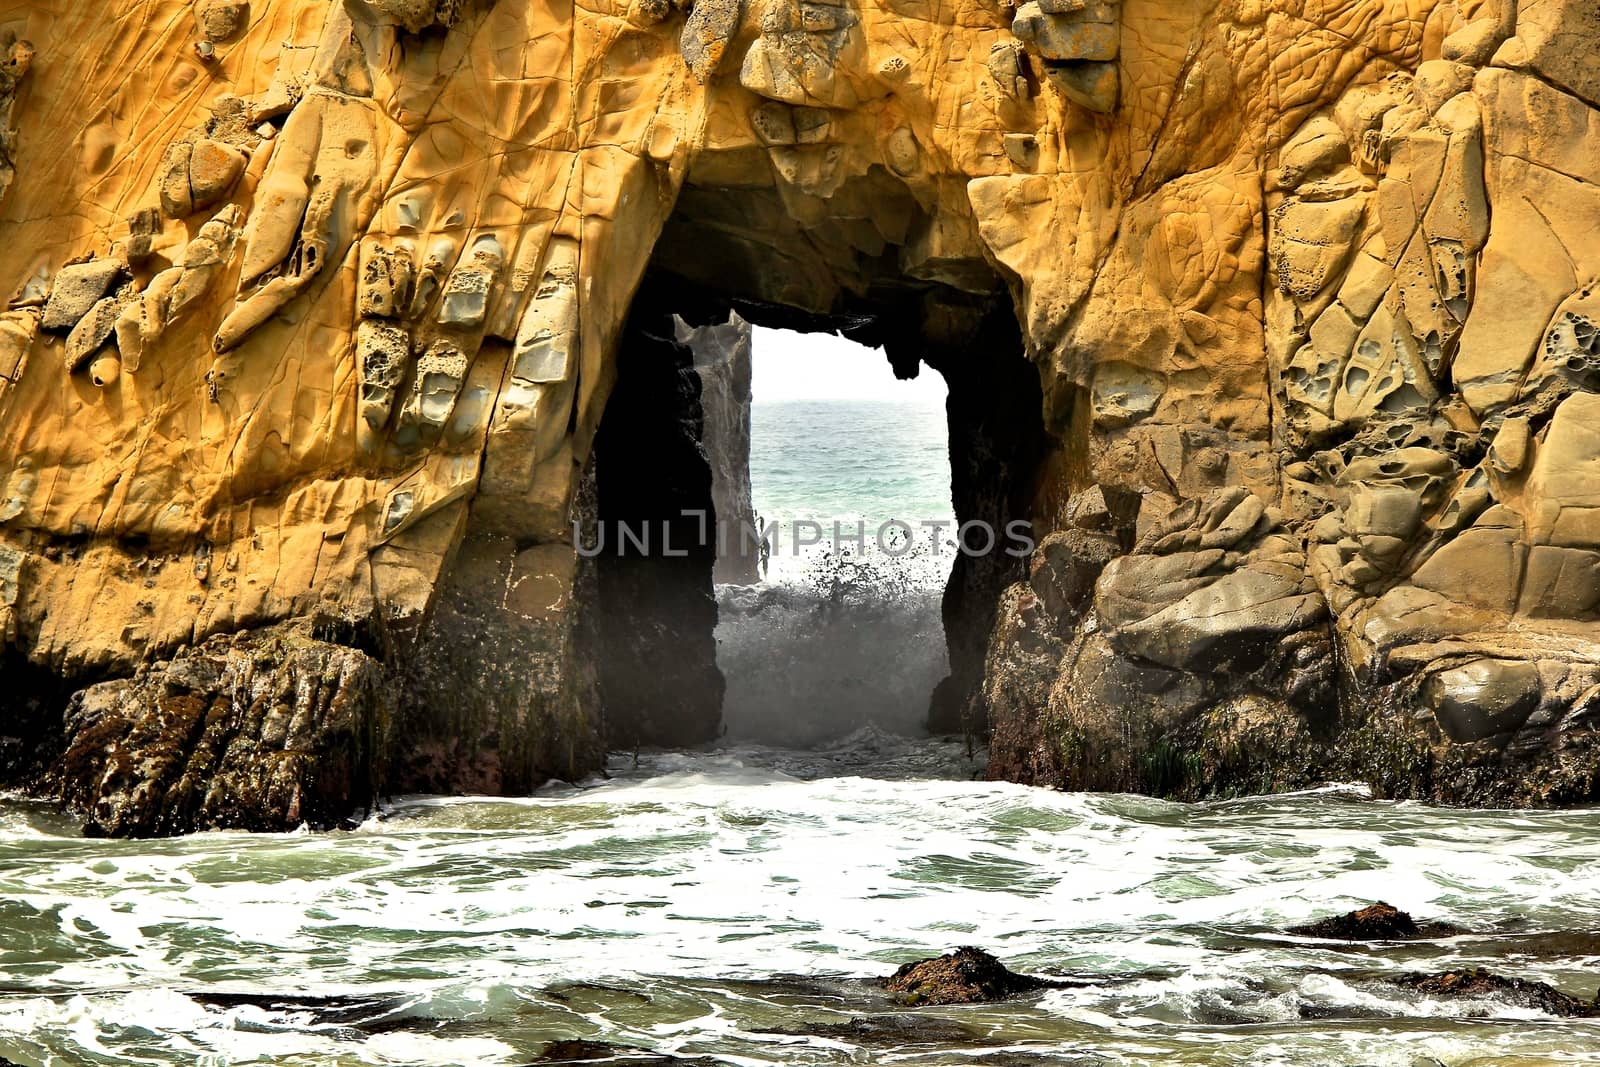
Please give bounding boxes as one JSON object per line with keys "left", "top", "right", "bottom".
{"left": 533, "top": 1040, "right": 727, "bottom": 1065}
{"left": 50, "top": 626, "right": 389, "bottom": 836}
{"left": 1392, "top": 968, "right": 1600, "bottom": 1017}
{"left": 883, "top": 947, "right": 1061, "bottom": 1005}
{"left": 1287, "top": 901, "right": 1462, "bottom": 941}
{"left": 680, "top": 312, "right": 763, "bottom": 586}
{"left": 0, "top": 0, "right": 1596, "bottom": 830}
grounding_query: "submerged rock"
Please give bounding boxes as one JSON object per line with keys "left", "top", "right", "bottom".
{"left": 1288, "top": 902, "right": 1463, "bottom": 941}
{"left": 1393, "top": 967, "right": 1600, "bottom": 1017}
{"left": 883, "top": 947, "right": 1060, "bottom": 1006}
{"left": 801, "top": 1013, "right": 983, "bottom": 1045}
{"left": 531, "top": 1040, "right": 727, "bottom": 1065}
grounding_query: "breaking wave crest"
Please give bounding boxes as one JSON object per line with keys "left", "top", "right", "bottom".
{"left": 716, "top": 541, "right": 952, "bottom": 747}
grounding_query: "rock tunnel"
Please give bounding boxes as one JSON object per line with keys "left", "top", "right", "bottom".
{"left": 359, "top": 155, "right": 1061, "bottom": 795}
{"left": 589, "top": 221, "right": 1054, "bottom": 750}
{"left": 376, "top": 176, "right": 1060, "bottom": 790}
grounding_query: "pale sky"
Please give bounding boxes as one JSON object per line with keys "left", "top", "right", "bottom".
{"left": 750, "top": 326, "right": 948, "bottom": 404}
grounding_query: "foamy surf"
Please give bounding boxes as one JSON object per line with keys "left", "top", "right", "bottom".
{"left": 4, "top": 738, "right": 1600, "bottom": 1064}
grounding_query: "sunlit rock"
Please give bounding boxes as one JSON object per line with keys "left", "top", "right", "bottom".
{"left": 0, "top": 0, "right": 1597, "bottom": 832}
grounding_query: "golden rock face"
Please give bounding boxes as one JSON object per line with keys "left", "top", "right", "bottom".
{"left": 0, "top": 0, "right": 1597, "bottom": 817}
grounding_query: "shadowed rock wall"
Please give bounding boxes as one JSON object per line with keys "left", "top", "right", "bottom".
{"left": 593, "top": 303, "right": 725, "bottom": 748}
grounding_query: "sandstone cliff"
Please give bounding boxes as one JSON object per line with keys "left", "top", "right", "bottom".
{"left": 0, "top": 0, "right": 1594, "bottom": 831}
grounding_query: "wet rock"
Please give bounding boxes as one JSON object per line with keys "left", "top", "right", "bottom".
{"left": 883, "top": 947, "right": 1060, "bottom": 1006}
{"left": 1393, "top": 967, "right": 1600, "bottom": 1017}
{"left": 531, "top": 1040, "right": 727, "bottom": 1065}
{"left": 1476, "top": 929, "right": 1600, "bottom": 959}
{"left": 800, "top": 1013, "right": 983, "bottom": 1045}
{"left": 188, "top": 990, "right": 416, "bottom": 1030}
{"left": 979, "top": 582, "right": 1077, "bottom": 786}
{"left": 1288, "top": 902, "right": 1463, "bottom": 941}
{"left": 1420, "top": 658, "right": 1542, "bottom": 743}
{"left": 49, "top": 626, "right": 391, "bottom": 837}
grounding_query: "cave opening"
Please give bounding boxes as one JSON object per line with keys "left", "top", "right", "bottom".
{"left": 714, "top": 325, "right": 955, "bottom": 747}
{"left": 590, "top": 183, "right": 1054, "bottom": 753}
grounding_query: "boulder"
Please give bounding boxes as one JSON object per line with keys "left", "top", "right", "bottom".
{"left": 40, "top": 259, "right": 123, "bottom": 332}
{"left": 1028, "top": 527, "right": 1119, "bottom": 626}
{"left": 1421, "top": 657, "right": 1542, "bottom": 743}
{"left": 1101, "top": 557, "right": 1327, "bottom": 673}
{"left": 1393, "top": 967, "right": 1600, "bottom": 1017}
{"left": 883, "top": 948, "right": 1060, "bottom": 1006}
{"left": 50, "top": 627, "right": 391, "bottom": 837}
{"left": 532, "top": 1040, "right": 727, "bottom": 1064}
{"left": 1288, "top": 901, "right": 1463, "bottom": 940}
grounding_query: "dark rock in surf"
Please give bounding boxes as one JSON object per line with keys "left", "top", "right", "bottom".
{"left": 1393, "top": 967, "right": 1600, "bottom": 1017}
{"left": 799, "top": 1013, "right": 983, "bottom": 1045}
{"left": 883, "top": 946, "right": 1061, "bottom": 1006}
{"left": 1288, "top": 901, "right": 1463, "bottom": 940}
{"left": 531, "top": 1038, "right": 728, "bottom": 1064}
{"left": 48, "top": 625, "right": 390, "bottom": 838}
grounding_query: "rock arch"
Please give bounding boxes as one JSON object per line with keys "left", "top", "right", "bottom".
{"left": 0, "top": 0, "right": 1598, "bottom": 830}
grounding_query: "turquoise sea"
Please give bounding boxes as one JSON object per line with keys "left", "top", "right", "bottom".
{"left": 749, "top": 397, "right": 956, "bottom": 536}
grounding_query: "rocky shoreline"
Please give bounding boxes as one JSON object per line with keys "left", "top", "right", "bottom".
{"left": 0, "top": 0, "right": 1598, "bottom": 833}
{"left": 984, "top": 470, "right": 1600, "bottom": 809}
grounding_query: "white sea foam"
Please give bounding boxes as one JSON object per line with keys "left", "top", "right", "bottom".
{"left": 6, "top": 743, "right": 1600, "bottom": 1064}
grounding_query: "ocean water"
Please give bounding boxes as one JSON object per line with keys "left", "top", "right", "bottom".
{"left": 5, "top": 394, "right": 1600, "bottom": 1065}
{"left": 748, "top": 397, "right": 956, "bottom": 540}
{"left": 3, "top": 738, "right": 1600, "bottom": 1065}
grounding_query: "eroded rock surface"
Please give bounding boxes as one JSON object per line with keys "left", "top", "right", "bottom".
{"left": 50, "top": 627, "right": 389, "bottom": 837}
{"left": 532, "top": 1040, "right": 729, "bottom": 1065}
{"left": 0, "top": 0, "right": 1595, "bottom": 828}
{"left": 681, "top": 312, "right": 762, "bottom": 586}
